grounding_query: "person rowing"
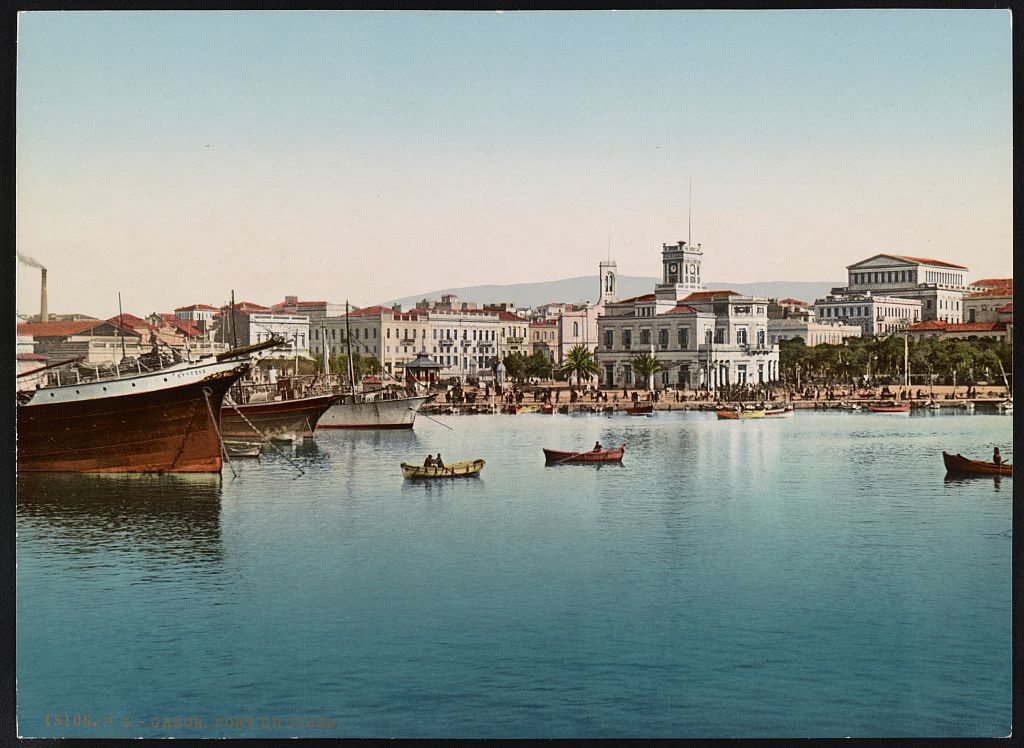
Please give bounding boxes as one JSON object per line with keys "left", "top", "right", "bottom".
{"left": 424, "top": 454, "right": 434, "bottom": 467}
{"left": 593, "top": 441, "right": 602, "bottom": 452}
{"left": 993, "top": 447, "right": 1002, "bottom": 466}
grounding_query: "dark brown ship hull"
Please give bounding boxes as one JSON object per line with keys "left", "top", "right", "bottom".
{"left": 16, "top": 368, "right": 245, "bottom": 473}
{"left": 220, "top": 393, "right": 340, "bottom": 439}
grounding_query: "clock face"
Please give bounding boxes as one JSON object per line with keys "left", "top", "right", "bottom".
{"left": 669, "top": 263, "right": 677, "bottom": 273}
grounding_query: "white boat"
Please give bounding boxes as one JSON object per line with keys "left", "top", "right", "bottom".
{"left": 318, "top": 393, "right": 433, "bottom": 430}
{"left": 997, "top": 399, "right": 1013, "bottom": 413}
{"left": 959, "top": 401, "right": 975, "bottom": 411}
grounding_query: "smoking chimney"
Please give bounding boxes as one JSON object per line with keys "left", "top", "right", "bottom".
{"left": 39, "top": 267, "right": 49, "bottom": 323}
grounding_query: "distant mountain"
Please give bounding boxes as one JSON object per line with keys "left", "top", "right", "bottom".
{"left": 383, "top": 276, "right": 840, "bottom": 309}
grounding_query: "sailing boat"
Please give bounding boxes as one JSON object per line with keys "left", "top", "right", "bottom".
{"left": 996, "top": 358, "right": 1013, "bottom": 413}
{"left": 318, "top": 301, "right": 433, "bottom": 429}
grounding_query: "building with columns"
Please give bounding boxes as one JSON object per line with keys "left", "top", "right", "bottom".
{"left": 814, "top": 253, "right": 969, "bottom": 332}
{"left": 596, "top": 240, "right": 779, "bottom": 390}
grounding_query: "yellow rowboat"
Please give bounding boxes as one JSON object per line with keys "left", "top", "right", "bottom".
{"left": 716, "top": 409, "right": 766, "bottom": 419}
{"left": 401, "top": 459, "right": 486, "bottom": 479}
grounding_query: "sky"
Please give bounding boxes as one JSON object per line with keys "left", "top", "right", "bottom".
{"left": 15, "top": 10, "right": 1012, "bottom": 319}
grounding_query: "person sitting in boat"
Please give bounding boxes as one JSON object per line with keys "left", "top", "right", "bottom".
{"left": 593, "top": 441, "right": 602, "bottom": 452}
{"left": 435, "top": 453, "right": 444, "bottom": 468}
{"left": 424, "top": 455, "right": 434, "bottom": 467}
{"left": 993, "top": 447, "right": 1002, "bottom": 466}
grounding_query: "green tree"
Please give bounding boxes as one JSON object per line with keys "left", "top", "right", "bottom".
{"left": 502, "top": 352, "right": 529, "bottom": 382}
{"left": 629, "top": 352, "right": 662, "bottom": 391}
{"left": 560, "top": 344, "right": 600, "bottom": 387}
{"left": 525, "top": 350, "right": 553, "bottom": 380}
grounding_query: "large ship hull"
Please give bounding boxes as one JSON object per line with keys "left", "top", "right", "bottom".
{"left": 220, "top": 393, "right": 340, "bottom": 439}
{"left": 17, "top": 359, "right": 249, "bottom": 473}
{"left": 318, "top": 394, "right": 432, "bottom": 430}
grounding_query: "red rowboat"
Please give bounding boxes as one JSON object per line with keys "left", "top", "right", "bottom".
{"left": 867, "top": 403, "right": 910, "bottom": 413}
{"left": 540, "top": 403, "right": 554, "bottom": 414}
{"left": 942, "top": 451, "right": 1012, "bottom": 476}
{"left": 543, "top": 444, "right": 625, "bottom": 464}
{"left": 625, "top": 404, "right": 653, "bottom": 415}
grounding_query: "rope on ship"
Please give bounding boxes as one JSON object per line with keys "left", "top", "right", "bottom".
{"left": 203, "top": 387, "right": 237, "bottom": 479}
{"left": 223, "top": 393, "right": 306, "bottom": 476}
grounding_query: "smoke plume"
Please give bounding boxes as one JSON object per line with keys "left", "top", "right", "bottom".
{"left": 17, "top": 251, "right": 46, "bottom": 270}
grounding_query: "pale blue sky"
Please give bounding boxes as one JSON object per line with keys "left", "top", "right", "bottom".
{"left": 16, "top": 10, "right": 1012, "bottom": 318}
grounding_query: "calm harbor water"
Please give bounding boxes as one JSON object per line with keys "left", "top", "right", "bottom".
{"left": 17, "top": 409, "right": 1012, "bottom": 738}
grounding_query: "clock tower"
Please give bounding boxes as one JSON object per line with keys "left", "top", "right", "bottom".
{"left": 655, "top": 240, "right": 704, "bottom": 301}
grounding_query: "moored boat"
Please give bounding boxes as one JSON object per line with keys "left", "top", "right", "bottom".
{"left": 221, "top": 392, "right": 340, "bottom": 439}
{"left": 16, "top": 341, "right": 278, "bottom": 473}
{"left": 867, "top": 403, "right": 910, "bottom": 413}
{"left": 318, "top": 393, "right": 433, "bottom": 429}
{"left": 764, "top": 404, "right": 794, "bottom": 417}
{"left": 401, "top": 458, "right": 485, "bottom": 478}
{"left": 942, "top": 451, "right": 1012, "bottom": 476}
{"left": 540, "top": 403, "right": 554, "bottom": 414}
{"left": 543, "top": 444, "right": 625, "bottom": 464}
{"left": 625, "top": 404, "right": 653, "bottom": 415}
{"left": 716, "top": 407, "right": 767, "bottom": 419}
{"left": 997, "top": 399, "right": 1013, "bottom": 414}
{"left": 224, "top": 440, "right": 261, "bottom": 458}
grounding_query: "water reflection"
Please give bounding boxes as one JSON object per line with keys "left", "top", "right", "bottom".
{"left": 16, "top": 472, "right": 224, "bottom": 561}
{"left": 943, "top": 473, "right": 1008, "bottom": 492}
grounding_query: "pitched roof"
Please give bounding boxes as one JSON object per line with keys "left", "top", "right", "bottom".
{"left": 174, "top": 303, "right": 218, "bottom": 311}
{"left": 17, "top": 320, "right": 143, "bottom": 338}
{"left": 966, "top": 288, "right": 1013, "bottom": 299}
{"left": 889, "top": 254, "right": 967, "bottom": 270}
{"left": 683, "top": 290, "right": 741, "bottom": 302}
{"left": 106, "top": 313, "right": 153, "bottom": 329}
{"left": 344, "top": 305, "right": 393, "bottom": 317}
{"left": 996, "top": 302, "right": 1013, "bottom": 314}
{"left": 778, "top": 298, "right": 808, "bottom": 306}
{"left": 16, "top": 353, "right": 48, "bottom": 361}
{"left": 659, "top": 304, "right": 698, "bottom": 315}
{"left": 497, "top": 311, "right": 530, "bottom": 322}
{"left": 271, "top": 299, "right": 332, "bottom": 308}
{"left": 908, "top": 320, "right": 1005, "bottom": 333}
{"left": 970, "top": 278, "right": 1012, "bottom": 289}
{"left": 220, "top": 301, "right": 268, "bottom": 311}
{"left": 613, "top": 293, "right": 657, "bottom": 304}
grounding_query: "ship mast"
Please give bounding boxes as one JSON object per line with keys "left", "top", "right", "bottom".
{"left": 345, "top": 300, "right": 356, "bottom": 400}
{"left": 117, "top": 292, "right": 127, "bottom": 361}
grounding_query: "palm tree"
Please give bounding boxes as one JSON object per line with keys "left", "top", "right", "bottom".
{"left": 560, "top": 345, "right": 599, "bottom": 387}
{"left": 629, "top": 352, "right": 662, "bottom": 391}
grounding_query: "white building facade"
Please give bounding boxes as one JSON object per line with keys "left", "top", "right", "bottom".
{"left": 596, "top": 241, "right": 780, "bottom": 390}
{"left": 813, "top": 294, "right": 922, "bottom": 336}
{"left": 768, "top": 318, "right": 862, "bottom": 346}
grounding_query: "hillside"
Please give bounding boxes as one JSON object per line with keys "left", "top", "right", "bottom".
{"left": 383, "top": 276, "right": 839, "bottom": 309}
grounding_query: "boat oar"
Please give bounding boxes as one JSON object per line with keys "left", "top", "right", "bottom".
{"left": 413, "top": 408, "right": 454, "bottom": 430}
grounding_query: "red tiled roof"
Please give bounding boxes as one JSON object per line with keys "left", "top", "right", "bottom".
{"left": 17, "top": 320, "right": 101, "bottom": 337}
{"left": 683, "top": 290, "right": 740, "bottom": 302}
{"left": 970, "top": 278, "right": 1012, "bottom": 289}
{"left": 344, "top": 305, "right": 393, "bottom": 317}
{"left": 660, "top": 304, "right": 698, "bottom": 315}
{"left": 174, "top": 303, "right": 218, "bottom": 311}
{"left": 996, "top": 302, "right": 1013, "bottom": 314}
{"left": 160, "top": 313, "right": 178, "bottom": 321}
{"left": 497, "top": 311, "right": 529, "bottom": 322}
{"left": 908, "top": 321, "right": 1005, "bottom": 333}
{"left": 167, "top": 320, "right": 203, "bottom": 336}
{"left": 219, "top": 301, "right": 268, "bottom": 311}
{"left": 966, "top": 288, "right": 1013, "bottom": 299}
{"left": 613, "top": 293, "right": 657, "bottom": 304}
{"left": 16, "top": 353, "right": 48, "bottom": 361}
{"left": 779, "top": 298, "right": 807, "bottom": 306}
{"left": 107, "top": 314, "right": 153, "bottom": 329}
{"left": 890, "top": 254, "right": 967, "bottom": 270}
{"left": 530, "top": 319, "right": 557, "bottom": 326}
{"left": 907, "top": 320, "right": 948, "bottom": 331}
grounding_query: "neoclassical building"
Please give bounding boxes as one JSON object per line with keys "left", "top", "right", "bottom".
{"left": 596, "top": 240, "right": 779, "bottom": 390}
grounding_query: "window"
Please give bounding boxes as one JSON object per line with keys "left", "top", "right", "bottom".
{"left": 623, "top": 330, "right": 632, "bottom": 350}
{"left": 604, "top": 329, "right": 613, "bottom": 349}
{"left": 573, "top": 321, "right": 579, "bottom": 337}
{"left": 757, "top": 329, "right": 765, "bottom": 346}
{"left": 736, "top": 328, "right": 748, "bottom": 345}
{"left": 714, "top": 329, "right": 724, "bottom": 344}
{"left": 624, "top": 365, "right": 633, "bottom": 385}
{"left": 658, "top": 329, "right": 668, "bottom": 349}
{"left": 640, "top": 329, "right": 651, "bottom": 345}
{"left": 678, "top": 328, "right": 689, "bottom": 349}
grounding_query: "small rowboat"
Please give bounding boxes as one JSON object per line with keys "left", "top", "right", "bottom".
{"left": 764, "top": 405, "right": 794, "bottom": 417}
{"left": 224, "top": 440, "right": 261, "bottom": 458}
{"left": 540, "top": 403, "right": 554, "bottom": 414}
{"left": 867, "top": 403, "right": 910, "bottom": 413}
{"left": 625, "top": 404, "right": 653, "bottom": 415}
{"left": 716, "top": 408, "right": 767, "bottom": 419}
{"left": 401, "top": 459, "right": 485, "bottom": 479}
{"left": 942, "top": 451, "right": 1012, "bottom": 476}
{"left": 997, "top": 400, "right": 1013, "bottom": 413}
{"left": 516, "top": 404, "right": 542, "bottom": 414}
{"left": 543, "top": 444, "right": 625, "bottom": 464}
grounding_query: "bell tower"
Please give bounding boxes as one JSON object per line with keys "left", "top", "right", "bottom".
{"left": 655, "top": 240, "right": 704, "bottom": 301}
{"left": 599, "top": 259, "right": 617, "bottom": 306}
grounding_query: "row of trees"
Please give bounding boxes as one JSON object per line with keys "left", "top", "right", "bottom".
{"left": 779, "top": 335, "right": 1012, "bottom": 389}
{"left": 309, "top": 351, "right": 381, "bottom": 379}
{"left": 502, "top": 345, "right": 665, "bottom": 389}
